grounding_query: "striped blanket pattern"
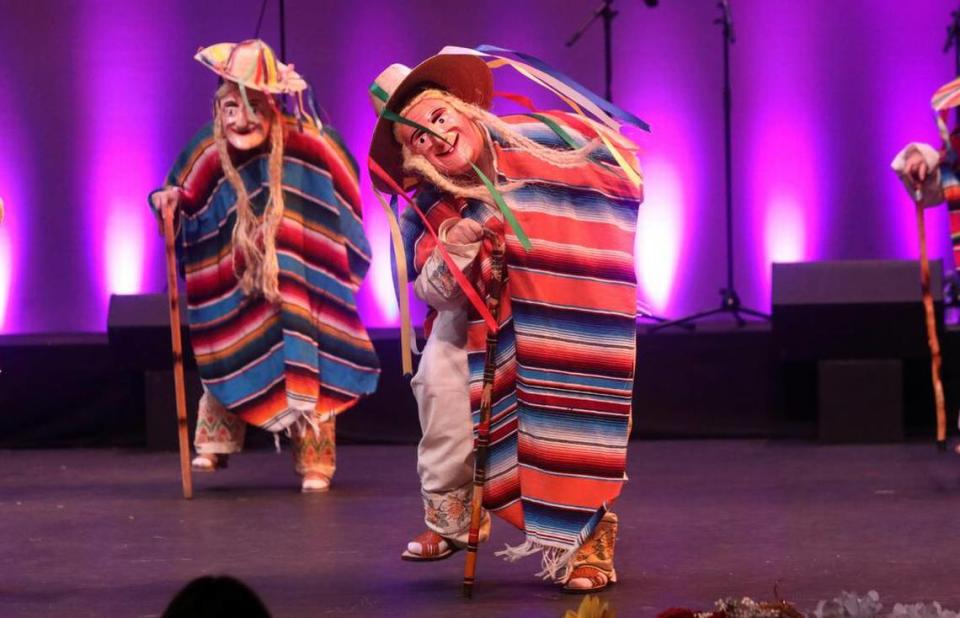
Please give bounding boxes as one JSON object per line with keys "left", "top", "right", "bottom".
{"left": 400, "top": 112, "right": 641, "bottom": 574}
{"left": 938, "top": 132, "right": 960, "bottom": 271}
{"left": 157, "top": 119, "right": 380, "bottom": 430}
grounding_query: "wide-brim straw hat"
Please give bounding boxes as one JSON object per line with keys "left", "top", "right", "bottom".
{"left": 368, "top": 53, "right": 493, "bottom": 193}
{"left": 195, "top": 39, "right": 307, "bottom": 95}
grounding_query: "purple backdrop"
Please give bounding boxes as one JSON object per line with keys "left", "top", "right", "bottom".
{"left": 0, "top": 0, "right": 956, "bottom": 333}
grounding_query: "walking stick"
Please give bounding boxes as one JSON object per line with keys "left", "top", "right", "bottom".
{"left": 161, "top": 204, "right": 194, "bottom": 498}
{"left": 914, "top": 197, "right": 948, "bottom": 450}
{"left": 463, "top": 232, "right": 506, "bottom": 599}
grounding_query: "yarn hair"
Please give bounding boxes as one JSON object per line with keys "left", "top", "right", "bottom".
{"left": 213, "top": 82, "right": 285, "bottom": 302}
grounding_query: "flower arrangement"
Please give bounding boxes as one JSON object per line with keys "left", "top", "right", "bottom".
{"left": 657, "top": 596, "right": 803, "bottom": 618}
{"left": 655, "top": 591, "right": 960, "bottom": 618}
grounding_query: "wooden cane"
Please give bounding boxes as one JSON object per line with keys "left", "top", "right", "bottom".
{"left": 161, "top": 204, "right": 194, "bottom": 498}
{"left": 915, "top": 198, "right": 948, "bottom": 450}
{"left": 463, "top": 233, "right": 506, "bottom": 599}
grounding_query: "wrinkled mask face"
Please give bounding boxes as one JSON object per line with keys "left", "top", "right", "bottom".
{"left": 396, "top": 95, "right": 484, "bottom": 177}
{"left": 217, "top": 85, "right": 273, "bottom": 151}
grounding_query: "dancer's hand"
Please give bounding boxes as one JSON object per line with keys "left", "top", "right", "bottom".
{"left": 903, "top": 149, "right": 930, "bottom": 188}
{"left": 151, "top": 187, "right": 181, "bottom": 235}
{"left": 446, "top": 218, "right": 483, "bottom": 245}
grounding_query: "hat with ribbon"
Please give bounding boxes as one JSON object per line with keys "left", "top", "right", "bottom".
{"left": 368, "top": 53, "right": 493, "bottom": 193}
{"left": 195, "top": 39, "right": 307, "bottom": 95}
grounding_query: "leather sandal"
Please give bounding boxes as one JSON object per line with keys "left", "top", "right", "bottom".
{"left": 401, "top": 530, "right": 460, "bottom": 562}
{"left": 563, "top": 565, "right": 617, "bottom": 594}
{"left": 191, "top": 453, "right": 228, "bottom": 472}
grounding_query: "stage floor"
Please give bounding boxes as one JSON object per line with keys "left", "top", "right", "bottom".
{"left": 2, "top": 440, "right": 959, "bottom": 617}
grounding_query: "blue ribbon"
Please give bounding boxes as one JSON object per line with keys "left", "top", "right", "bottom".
{"left": 475, "top": 44, "right": 651, "bottom": 133}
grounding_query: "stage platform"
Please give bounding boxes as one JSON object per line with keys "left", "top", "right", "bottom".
{"left": 2, "top": 440, "right": 959, "bottom": 616}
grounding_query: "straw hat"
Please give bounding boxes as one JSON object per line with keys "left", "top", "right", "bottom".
{"left": 368, "top": 53, "right": 493, "bottom": 193}
{"left": 194, "top": 39, "right": 307, "bottom": 94}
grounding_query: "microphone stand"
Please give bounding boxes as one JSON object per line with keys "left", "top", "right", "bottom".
{"left": 652, "top": 0, "right": 768, "bottom": 332}
{"left": 566, "top": 0, "right": 618, "bottom": 101}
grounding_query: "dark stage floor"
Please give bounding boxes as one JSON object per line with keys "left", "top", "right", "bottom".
{"left": 2, "top": 440, "right": 960, "bottom": 617}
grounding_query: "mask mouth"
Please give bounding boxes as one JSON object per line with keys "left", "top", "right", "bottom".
{"left": 230, "top": 124, "right": 262, "bottom": 135}
{"left": 437, "top": 132, "right": 458, "bottom": 156}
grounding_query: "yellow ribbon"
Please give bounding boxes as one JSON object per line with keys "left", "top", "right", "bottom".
{"left": 372, "top": 183, "right": 413, "bottom": 376}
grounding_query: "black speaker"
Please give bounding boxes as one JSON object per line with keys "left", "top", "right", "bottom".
{"left": 772, "top": 259, "right": 942, "bottom": 442}
{"left": 818, "top": 359, "right": 904, "bottom": 442}
{"left": 772, "top": 259, "right": 942, "bottom": 361}
{"left": 107, "top": 293, "right": 195, "bottom": 371}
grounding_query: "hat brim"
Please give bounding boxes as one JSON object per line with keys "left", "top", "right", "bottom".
{"left": 195, "top": 44, "right": 308, "bottom": 94}
{"left": 369, "top": 54, "right": 493, "bottom": 194}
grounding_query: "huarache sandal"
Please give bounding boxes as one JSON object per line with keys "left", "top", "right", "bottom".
{"left": 401, "top": 530, "right": 460, "bottom": 562}
{"left": 562, "top": 565, "right": 617, "bottom": 594}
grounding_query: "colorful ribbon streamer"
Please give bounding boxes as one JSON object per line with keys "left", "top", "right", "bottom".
{"left": 439, "top": 45, "right": 645, "bottom": 188}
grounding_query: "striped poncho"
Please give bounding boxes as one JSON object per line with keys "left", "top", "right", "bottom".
{"left": 156, "top": 118, "right": 380, "bottom": 431}
{"left": 400, "top": 112, "right": 641, "bottom": 576}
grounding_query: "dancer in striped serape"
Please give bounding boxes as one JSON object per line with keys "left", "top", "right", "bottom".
{"left": 368, "top": 50, "right": 644, "bottom": 592}
{"left": 150, "top": 40, "right": 379, "bottom": 493}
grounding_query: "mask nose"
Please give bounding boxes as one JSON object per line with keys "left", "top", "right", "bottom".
{"left": 431, "top": 131, "right": 455, "bottom": 151}
{"left": 235, "top": 111, "right": 253, "bottom": 129}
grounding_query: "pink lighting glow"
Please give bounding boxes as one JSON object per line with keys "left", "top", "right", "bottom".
{"left": 0, "top": 60, "right": 26, "bottom": 333}
{"left": 636, "top": 158, "right": 683, "bottom": 314}
{"left": 0, "top": 228, "right": 11, "bottom": 330}
{"left": 87, "top": 132, "right": 160, "bottom": 322}
{"left": 80, "top": 6, "right": 165, "bottom": 329}
{"left": 366, "top": 215, "right": 400, "bottom": 324}
{"left": 764, "top": 197, "right": 806, "bottom": 265}
{"left": 747, "top": 111, "right": 822, "bottom": 310}
{"left": 104, "top": 202, "right": 147, "bottom": 295}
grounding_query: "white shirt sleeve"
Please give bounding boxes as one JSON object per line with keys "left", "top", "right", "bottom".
{"left": 414, "top": 218, "right": 482, "bottom": 310}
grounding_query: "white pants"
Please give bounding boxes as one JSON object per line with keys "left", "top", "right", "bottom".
{"left": 410, "top": 307, "right": 479, "bottom": 542}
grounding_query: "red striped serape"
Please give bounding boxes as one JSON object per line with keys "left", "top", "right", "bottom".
{"left": 401, "top": 112, "right": 641, "bottom": 577}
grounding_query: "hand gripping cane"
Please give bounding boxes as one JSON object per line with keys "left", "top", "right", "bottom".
{"left": 463, "top": 232, "right": 507, "bottom": 598}
{"left": 914, "top": 196, "right": 948, "bottom": 450}
{"left": 161, "top": 204, "right": 194, "bottom": 498}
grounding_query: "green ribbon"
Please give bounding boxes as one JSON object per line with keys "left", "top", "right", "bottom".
{"left": 369, "top": 82, "right": 390, "bottom": 103}
{"left": 525, "top": 113, "right": 580, "bottom": 150}
{"left": 467, "top": 161, "right": 531, "bottom": 251}
{"left": 378, "top": 108, "right": 532, "bottom": 252}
